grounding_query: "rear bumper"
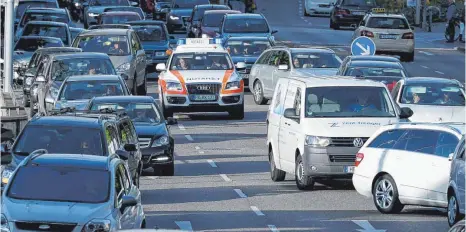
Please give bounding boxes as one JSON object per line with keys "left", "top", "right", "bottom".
{"left": 334, "top": 15, "right": 363, "bottom": 26}
{"left": 352, "top": 173, "right": 372, "bottom": 197}
{"left": 374, "top": 39, "right": 415, "bottom": 53}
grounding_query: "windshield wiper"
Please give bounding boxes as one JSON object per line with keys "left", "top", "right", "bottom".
{"left": 14, "top": 151, "right": 30, "bottom": 156}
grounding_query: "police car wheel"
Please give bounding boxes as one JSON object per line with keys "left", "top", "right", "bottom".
{"left": 228, "top": 103, "right": 244, "bottom": 120}
{"left": 295, "top": 154, "right": 314, "bottom": 190}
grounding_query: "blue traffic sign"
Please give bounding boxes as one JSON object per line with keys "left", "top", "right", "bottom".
{"left": 351, "top": 36, "right": 376, "bottom": 56}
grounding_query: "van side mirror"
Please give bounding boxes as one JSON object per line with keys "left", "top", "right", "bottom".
{"left": 284, "top": 108, "right": 300, "bottom": 121}
{"left": 166, "top": 117, "right": 178, "bottom": 125}
{"left": 121, "top": 195, "right": 138, "bottom": 212}
{"left": 399, "top": 107, "right": 413, "bottom": 119}
{"left": 278, "top": 64, "right": 289, "bottom": 71}
{"left": 449, "top": 153, "right": 454, "bottom": 161}
{"left": 124, "top": 143, "right": 137, "bottom": 152}
{"left": 115, "top": 149, "right": 130, "bottom": 160}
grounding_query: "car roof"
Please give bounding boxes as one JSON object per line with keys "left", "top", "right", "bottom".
{"left": 36, "top": 47, "right": 81, "bottom": 53}
{"left": 51, "top": 52, "right": 109, "bottom": 60}
{"left": 19, "top": 0, "right": 57, "bottom": 3}
{"left": 204, "top": 10, "right": 241, "bottom": 15}
{"left": 196, "top": 4, "right": 229, "bottom": 9}
{"left": 70, "top": 27, "right": 86, "bottom": 32}
{"left": 286, "top": 75, "right": 388, "bottom": 88}
{"left": 27, "top": 154, "right": 111, "bottom": 170}
{"left": 25, "top": 8, "right": 66, "bottom": 13}
{"left": 79, "top": 29, "right": 130, "bottom": 36}
{"left": 384, "top": 122, "right": 465, "bottom": 135}
{"left": 24, "top": 21, "right": 67, "bottom": 26}
{"left": 29, "top": 115, "right": 102, "bottom": 128}
{"left": 226, "top": 36, "right": 270, "bottom": 41}
{"left": 66, "top": 75, "right": 121, "bottom": 82}
{"left": 348, "top": 60, "right": 402, "bottom": 68}
{"left": 127, "top": 20, "right": 165, "bottom": 25}
{"left": 102, "top": 11, "right": 140, "bottom": 16}
{"left": 347, "top": 55, "right": 400, "bottom": 62}
{"left": 368, "top": 13, "right": 406, "bottom": 19}
{"left": 17, "top": 36, "right": 62, "bottom": 42}
{"left": 289, "top": 47, "right": 335, "bottom": 53}
{"left": 92, "top": 96, "right": 155, "bottom": 103}
{"left": 225, "top": 13, "right": 263, "bottom": 19}
{"left": 404, "top": 77, "right": 461, "bottom": 85}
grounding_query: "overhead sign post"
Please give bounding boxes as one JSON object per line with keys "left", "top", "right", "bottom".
{"left": 351, "top": 36, "right": 376, "bottom": 56}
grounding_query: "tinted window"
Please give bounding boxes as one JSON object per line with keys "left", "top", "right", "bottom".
{"left": 435, "top": 132, "right": 459, "bottom": 158}
{"left": 90, "top": 0, "right": 129, "bottom": 6}
{"left": 404, "top": 130, "right": 439, "bottom": 155}
{"left": 21, "top": 12, "right": 69, "bottom": 26}
{"left": 7, "top": 166, "right": 109, "bottom": 203}
{"left": 101, "top": 14, "right": 141, "bottom": 24}
{"left": 203, "top": 12, "right": 237, "bottom": 27}
{"left": 342, "top": 0, "right": 376, "bottom": 6}
{"left": 256, "top": 51, "right": 271, "bottom": 64}
{"left": 15, "top": 38, "right": 64, "bottom": 52}
{"left": 22, "top": 24, "right": 69, "bottom": 45}
{"left": 75, "top": 35, "right": 130, "bottom": 56}
{"left": 59, "top": 81, "right": 124, "bottom": 100}
{"left": 226, "top": 40, "right": 271, "bottom": 57}
{"left": 194, "top": 6, "right": 229, "bottom": 21}
{"left": 400, "top": 84, "right": 465, "bottom": 106}
{"left": 16, "top": 2, "right": 57, "bottom": 19}
{"left": 134, "top": 26, "right": 166, "bottom": 41}
{"left": 106, "top": 126, "right": 119, "bottom": 154}
{"left": 170, "top": 52, "right": 233, "bottom": 70}
{"left": 13, "top": 126, "right": 104, "bottom": 155}
{"left": 367, "top": 17, "right": 410, "bottom": 30}
{"left": 118, "top": 163, "right": 131, "bottom": 191}
{"left": 105, "top": 7, "right": 144, "bottom": 19}
{"left": 345, "top": 67, "right": 406, "bottom": 77}
{"left": 51, "top": 58, "right": 115, "bottom": 81}
{"left": 91, "top": 102, "right": 162, "bottom": 124}
{"left": 368, "top": 130, "right": 407, "bottom": 149}
{"left": 224, "top": 18, "right": 269, "bottom": 33}
{"left": 292, "top": 52, "right": 342, "bottom": 69}
{"left": 173, "top": 0, "right": 209, "bottom": 8}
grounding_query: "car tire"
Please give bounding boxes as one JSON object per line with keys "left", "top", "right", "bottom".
{"left": 228, "top": 102, "right": 244, "bottom": 120}
{"left": 448, "top": 192, "right": 463, "bottom": 226}
{"left": 161, "top": 94, "right": 174, "bottom": 118}
{"left": 132, "top": 75, "right": 138, "bottom": 95}
{"left": 295, "top": 154, "right": 314, "bottom": 190}
{"left": 304, "top": 9, "right": 310, "bottom": 16}
{"left": 162, "top": 162, "right": 175, "bottom": 176}
{"left": 330, "top": 18, "right": 339, "bottom": 30}
{"left": 138, "top": 74, "right": 147, "bottom": 96}
{"left": 269, "top": 149, "right": 285, "bottom": 182}
{"left": 372, "top": 174, "right": 404, "bottom": 214}
{"left": 23, "top": 94, "right": 30, "bottom": 107}
{"left": 253, "top": 80, "right": 268, "bottom": 105}
{"left": 402, "top": 52, "right": 414, "bottom": 62}
{"left": 141, "top": 219, "right": 146, "bottom": 229}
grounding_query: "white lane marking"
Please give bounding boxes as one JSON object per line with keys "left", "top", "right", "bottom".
{"left": 336, "top": 47, "right": 346, "bottom": 52}
{"left": 199, "top": 150, "right": 205, "bottom": 154}
{"left": 419, "top": 51, "right": 434, "bottom": 56}
{"left": 301, "top": 16, "right": 305, "bottom": 19}
{"left": 175, "top": 221, "right": 193, "bottom": 232}
{"left": 352, "top": 220, "right": 386, "bottom": 232}
{"left": 143, "top": 176, "right": 158, "bottom": 180}
{"left": 304, "top": 19, "right": 308, "bottom": 22}
{"left": 234, "top": 189, "right": 247, "bottom": 198}
{"left": 195, "top": 146, "right": 201, "bottom": 150}
{"left": 219, "top": 174, "right": 231, "bottom": 182}
{"left": 421, "top": 65, "right": 429, "bottom": 69}
{"left": 207, "top": 159, "right": 217, "bottom": 167}
{"left": 435, "top": 70, "right": 445, "bottom": 75}
{"left": 250, "top": 206, "right": 265, "bottom": 216}
{"left": 268, "top": 225, "right": 279, "bottom": 232}
{"left": 178, "top": 124, "right": 186, "bottom": 130}
{"left": 185, "top": 135, "right": 194, "bottom": 141}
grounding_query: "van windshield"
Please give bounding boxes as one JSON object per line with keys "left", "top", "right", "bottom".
{"left": 305, "top": 86, "right": 396, "bottom": 117}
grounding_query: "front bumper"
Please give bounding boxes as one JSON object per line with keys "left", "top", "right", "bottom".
{"left": 302, "top": 146, "right": 359, "bottom": 178}
{"left": 4, "top": 221, "right": 87, "bottom": 232}
{"left": 163, "top": 92, "right": 244, "bottom": 113}
{"left": 141, "top": 145, "right": 172, "bottom": 168}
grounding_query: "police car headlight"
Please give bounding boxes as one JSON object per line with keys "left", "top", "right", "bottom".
{"left": 166, "top": 82, "right": 182, "bottom": 91}
{"left": 1, "top": 167, "right": 14, "bottom": 185}
{"left": 202, "top": 34, "right": 210, "bottom": 38}
{"left": 1, "top": 214, "right": 9, "bottom": 232}
{"left": 116, "top": 62, "right": 131, "bottom": 72}
{"left": 225, "top": 81, "right": 240, "bottom": 90}
{"left": 305, "top": 135, "right": 330, "bottom": 147}
{"left": 25, "top": 77, "right": 33, "bottom": 86}
{"left": 152, "top": 135, "right": 169, "bottom": 147}
{"left": 170, "top": 15, "right": 179, "bottom": 20}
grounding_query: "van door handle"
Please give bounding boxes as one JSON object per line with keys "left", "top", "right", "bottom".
{"left": 289, "top": 132, "right": 296, "bottom": 135}
{"left": 285, "top": 122, "right": 290, "bottom": 126}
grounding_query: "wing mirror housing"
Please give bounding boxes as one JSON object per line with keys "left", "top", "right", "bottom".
{"left": 35, "top": 75, "right": 46, "bottom": 83}
{"left": 399, "top": 107, "right": 413, "bottom": 119}
{"left": 271, "top": 30, "right": 278, "bottom": 34}
{"left": 166, "top": 117, "right": 178, "bottom": 125}
{"left": 120, "top": 195, "right": 138, "bottom": 212}
{"left": 278, "top": 64, "right": 289, "bottom": 71}
{"left": 236, "top": 62, "right": 247, "bottom": 70}
{"left": 124, "top": 143, "right": 137, "bottom": 152}
{"left": 448, "top": 153, "right": 455, "bottom": 161}
{"left": 130, "top": 1, "right": 138, "bottom": 6}
{"left": 156, "top": 63, "right": 167, "bottom": 72}
{"left": 120, "top": 73, "right": 129, "bottom": 80}
{"left": 284, "top": 108, "right": 300, "bottom": 121}
{"left": 115, "top": 149, "right": 130, "bottom": 160}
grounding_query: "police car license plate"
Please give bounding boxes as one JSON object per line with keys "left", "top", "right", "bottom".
{"left": 192, "top": 95, "right": 216, "bottom": 101}
{"left": 379, "top": 34, "right": 398, "bottom": 39}
{"left": 345, "top": 166, "right": 355, "bottom": 173}
{"left": 352, "top": 11, "right": 365, "bottom": 15}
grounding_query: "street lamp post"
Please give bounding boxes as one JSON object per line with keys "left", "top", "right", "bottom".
{"left": 2, "top": 0, "right": 13, "bottom": 93}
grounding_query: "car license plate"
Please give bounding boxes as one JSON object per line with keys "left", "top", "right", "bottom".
{"left": 156, "top": 52, "right": 165, "bottom": 56}
{"left": 192, "top": 95, "right": 216, "bottom": 101}
{"left": 352, "top": 11, "right": 365, "bottom": 15}
{"left": 345, "top": 166, "right": 355, "bottom": 173}
{"left": 240, "top": 74, "right": 250, "bottom": 79}
{"left": 380, "top": 34, "right": 398, "bottom": 39}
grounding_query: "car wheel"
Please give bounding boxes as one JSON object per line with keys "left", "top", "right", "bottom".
{"left": 162, "top": 162, "right": 175, "bottom": 176}
{"left": 304, "top": 9, "right": 310, "bottom": 16}
{"left": 141, "top": 219, "right": 146, "bottom": 229}
{"left": 270, "top": 149, "right": 285, "bottom": 182}
{"left": 132, "top": 75, "right": 138, "bottom": 95}
{"left": 253, "top": 80, "right": 268, "bottom": 105}
{"left": 295, "top": 154, "right": 314, "bottom": 190}
{"left": 138, "top": 73, "right": 147, "bottom": 96}
{"left": 402, "top": 52, "right": 414, "bottom": 62}
{"left": 372, "top": 174, "right": 404, "bottom": 214}
{"left": 228, "top": 102, "right": 244, "bottom": 120}
{"left": 448, "top": 192, "right": 463, "bottom": 226}
{"left": 161, "top": 93, "right": 174, "bottom": 118}
{"left": 23, "top": 94, "right": 30, "bottom": 107}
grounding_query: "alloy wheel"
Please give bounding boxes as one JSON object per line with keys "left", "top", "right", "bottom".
{"left": 375, "top": 179, "right": 394, "bottom": 209}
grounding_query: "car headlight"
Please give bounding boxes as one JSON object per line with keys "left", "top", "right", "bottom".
{"left": 151, "top": 135, "right": 169, "bottom": 147}
{"left": 1, "top": 167, "right": 14, "bottom": 185}
{"left": 50, "top": 88, "right": 59, "bottom": 99}
{"left": 170, "top": 15, "right": 179, "bottom": 20}
{"left": 25, "top": 77, "right": 33, "bottom": 86}
{"left": 201, "top": 34, "right": 210, "bottom": 38}
{"left": 166, "top": 82, "right": 182, "bottom": 91}
{"left": 116, "top": 62, "right": 131, "bottom": 72}
{"left": 1, "top": 214, "right": 9, "bottom": 232}
{"left": 83, "top": 219, "right": 111, "bottom": 232}
{"left": 225, "top": 81, "right": 240, "bottom": 90}
{"left": 88, "top": 13, "right": 99, "bottom": 17}
{"left": 13, "top": 61, "right": 20, "bottom": 70}
{"left": 74, "top": 2, "right": 80, "bottom": 7}
{"left": 305, "top": 135, "right": 331, "bottom": 147}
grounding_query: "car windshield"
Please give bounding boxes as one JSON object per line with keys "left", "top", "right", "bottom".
{"left": 224, "top": 18, "right": 269, "bottom": 33}
{"left": 367, "top": 17, "right": 410, "bottom": 29}
{"left": 134, "top": 26, "right": 166, "bottom": 41}
{"left": 400, "top": 84, "right": 465, "bottom": 106}
{"left": 342, "top": 0, "right": 376, "bottom": 6}
{"left": 91, "top": 102, "right": 162, "bottom": 124}
{"left": 226, "top": 40, "right": 271, "bottom": 57}
{"left": 16, "top": 2, "right": 57, "bottom": 19}
{"left": 105, "top": 8, "right": 144, "bottom": 19}
{"left": 173, "top": 0, "right": 209, "bottom": 9}
{"left": 7, "top": 166, "right": 109, "bottom": 203}
{"left": 13, "top": 126, "right": 104, "bottom": 155}
{"left": 345, "top": 67, "right": 406, "bottom": 77}
{"left": 203, "top": 13, "right": 232, "bottom": 27}
{"left": 194, "top": 6, "right": 229, "bottom": 21}
{"left": 21, "top": 12, "right": 69, "bottom": 27}
{"left": 101, "top": 14, "right": 141, "bottom": 24}
{"left": 15, "top": 38, "right": 63, "bottom": 52}
{"left": 292, "top": 52, "right": 342, "bottom": 68}
{"left": 59, "top": 81, "right": 124, "bottom": 100}
{"left": 22, "top": 24, "right": 69, "bottom": 45}
{"left": 170, "top": 52, "right": 233, "bottom": 70}
{"left": 305, "top": 86, "right": 396, "bottom": 117}
{"left": 51, "top": 58, "right": 116, "bottom": 81}
{"left": 71, "top": 29, "right": 84, "bottom": 40}
{"left": 90, "top": 0, "right": 129, "bottom": 6}
{"left": 75, "top": 35, "right": 130, "bottom": 56}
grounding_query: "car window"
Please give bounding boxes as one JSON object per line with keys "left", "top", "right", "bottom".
{"left": 391, "top": 81, "right": 402, "bottom": 100}
{"left": 51, "top": 58, "right": 116, "bottom": 81}
{"left": 398, "top": 129, "right": 439, "bottom": 155}
{"left": 102, "top": 14, "right": 141, "bottom": 24}
{"left": 131, "top": 34, "right": 139, "bottom": 54}
{"left": 342, "top": 0, "right": 376, "bottom": 6}
{"left": 16, "top": 2, "right": 58, "bottom": 19}
{"left": 21, "top": 12, "right": 69, "bottom": 27}
{"left": 119, "top": 123, "right": 129, "bottom": 144}
{"left": 90, "top": 0, "right": 130, "bottom": 6}
{"left": 134, "top": 26, "right": 167, "bottom": 41}
{"left": 75, "top": 35, "right": 130, "bottom": 56}
{"left": 106, "top": 125, "right": 119, "bottom": 154}
{"left": 117, "top": 163, "right": 131, "bottom": 192}
{"left": 292, "top": 52, "right": 342, "bottom": 69}
{"left": 22, "top": 24, "right": 69, "bottom": 45}
{"left": 224, "top": 17, "right": 269, "bottom": 33}
{"left": 92, "top": 102, "right": 162, "bottom": 124}
{"left": 400, "top": 84, "right": 465, "bottom": 106}
{"left": 170, "top": 52, "right": 233, "bottom": 70}
{"left": 368, "top": 129, "right": 407, "bottom": 149}
{"left": 256, "top": 50, "right": 271, "bottom": 65}
{"left": 203, "top": 12, "right": 238, "bottom": 27}
{"left": 114, "top": 165, "right": 124, "bottom": 205}
{"left": 345, "top": 67, "right": 406, "bottom": 77}
{"left": 226, "top": 40, "right": 271, "bottom": 57}
{"left": 59, "top": 81, "right": 125, "bottom": 100}
{"left": 435, "top": 132, "right": 459, "bottom": 158}
{"left": 367, "top": 17, "right": 410, "bottom": 30}
{"left": 15, "top": 38, "right": 64, "bottom": 52}
{"left": 294, "top": 88, "right": 302, "bottom": 118}
{"left": 268, "top": 50, "right": 280, "bottom": 66}
{"left": 279, "top": 51, "right": 290, "bottom": 66}
{"left": 172, "top": 0, "right": 209, "bottom": 9}
{"left": 126, "top": 121, "right": 138, "bottom": 144}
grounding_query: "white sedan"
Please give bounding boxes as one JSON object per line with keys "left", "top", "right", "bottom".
{"left": 304, "top": 0, "right": 335, "bottom": 16}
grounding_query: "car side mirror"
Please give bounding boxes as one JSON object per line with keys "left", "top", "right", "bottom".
{"left": 399, "top": 107, "right": 413, "bottom": 119}
{"left": 124, "top": 143, "right": 137, "bottom": 152}
{"left": 115, "top": 149, "right": 130, "bottom": 160}
{"left": 284, "top": 108, "right": 300, "bottom": 121}
{"left": 410, "top": 26, "right": 415, "bottom": 30}
{"left": 35, "top": 75, "right": 46, "bottom": 83}
{"left": 236, "top": 62, "right": 247, "bottom": 70}
{"left": 130, "top": 1, "right": 138, "bottom": 6}
{"left": 156, "top": 63, "right": 166, "bottom": 71}
{"left": 271, "top": 30, "right": 278, "bottom": 34}
{"left": 120, "top": 73, "right": 129, "bottom": 80}
{"left": 278, "top": 64, "right": 289, "bottom": 71}
{"left": 121, "top": 195, "right": 138, "bottom": 212}
{"left": 166, "top": 117, "right": 177, "bottom": 125}
{"left": 448, "top": 153, "right": 454, "bottom": 161}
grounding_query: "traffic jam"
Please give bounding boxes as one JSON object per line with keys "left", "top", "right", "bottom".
{"left": 0, "top": 0, "right": 465, "bottom": 231}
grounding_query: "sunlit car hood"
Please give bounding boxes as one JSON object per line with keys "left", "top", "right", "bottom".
{"left": 399, "top": 104, "right": 465, "bottom": 123}
{"left": 55, "top": 100, "right": 90, "bottom": 110}
{"left": 292, "top": 68, "right": 339, "bottom": 76}
{"left": 134, "top": 123, "right": 167, "bottom": 137}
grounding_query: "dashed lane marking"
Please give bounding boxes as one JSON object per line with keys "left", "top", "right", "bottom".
{"left": 250, "top": 206, "right": 265, "bottom": 216}
{"left": 175, "top": 221, "right": 193, "bottom": 232}
{"left": 421, "top": 65, "right": 429, "bottom": 69}
{"left": 178, "top": 124, "right": 186, "bottom": 130}
{"left": 435, "top": 70, "right": 445, "bottom": 74}
{"left": 268, "top": 225, "right": 279, "bottom": 232}
{"left": 220, "top": 174, "right": 231, "bottom": 182}
{"left": 207, "top": 159, "right": 217, "bottom": 167}
{"left": 418, "top": 51, "right": 434, "bottom": 56}
{"left": 234, "top": 189, "right": 248, "bottom": 198}
{"left": 185, "top": 135, "right": 194, "bottom": 141}
{"left": 195, "top": 146, "right": 201, "bottom": 150}
{"left": 199, "top": 150, "right": 205, "bottom": 154}
{"left": 336, "top": 47, "right": 346, "bottom": 52}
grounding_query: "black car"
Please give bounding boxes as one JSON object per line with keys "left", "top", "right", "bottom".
{"left": 329, "top": 0, "right": 379, "bottom": 30}
{"left": 103, "top": 6, "right": 146, "bottom": 19}
{"left": 16, "top": 7, "right": 73, "bottom": 39}
{"left": 166, "top": 0, "right": 210, "bottom": 34}
{"left": 86, "top": 96, "right": 177, "bottom": 176}
{"left": 15, "top": 0, "right": 59, "bottom": 31}
{"left": 186, "top": 4, "right": 230, "bottom": 38}
{"left": 0, "top": 111, "right": 143, "bottom": 190}
{"left": 153, "top": 0, "right": 172, "bottom": 21}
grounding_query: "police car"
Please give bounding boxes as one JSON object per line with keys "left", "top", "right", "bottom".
{"left": 156, "top": 38, "right": 245, "bottom": 119}
{"left": 352, "top": 11, "right": 415, "bottom": 62}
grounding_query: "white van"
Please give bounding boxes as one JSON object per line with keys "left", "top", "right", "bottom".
{"left": 266, "top": 75, "right": 413, "bottom": 190}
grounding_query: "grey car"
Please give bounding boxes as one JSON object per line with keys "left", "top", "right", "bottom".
{"left": 82, "top": 0, "right": 137, "bottom": 29}
{"left": 249, "top": 47, "right": 342, "bottom": 105}
{"left": 72, "top": 29, "right": 147, "bottom": 95}
{"left": 448, "top": 135, "right": 466, "bottom": 226}
{"left": 1, "top": 152, "right": 146, "bottom": 231}
{"left": 15, "top": 8, "right": 73, "bottom": 40}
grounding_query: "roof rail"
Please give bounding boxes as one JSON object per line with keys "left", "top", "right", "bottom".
{"left": 47, "top": 107, "right": 80, "bottom": 116}
{"left": 25, "top": 149, "right": 49, "bottom": 165}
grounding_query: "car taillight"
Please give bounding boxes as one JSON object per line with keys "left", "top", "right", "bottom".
{"left": 386, "top": 81, "right": 397, "bottom": 91}
{"left": 335, "top": 9, "right": 350, "bottom": 15}
{"left": 355, "top": 153, "right": 364, "bottom": 167}
{"left": 361, "top": 30, "right": 374, "bottom": 37}
{"left": 402, "top": 32, "right": 414, "bottom": 39}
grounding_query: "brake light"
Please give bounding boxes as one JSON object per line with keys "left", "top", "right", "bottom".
{"left": 335, "top": 9, "right": 350, "bottom": 16}
{"left": 360, "top": 30, "right": 374, "bottom": 37}
{"left": 402, "top": 32, "right": 414, "bottom": 39}
{"left": 386, "top": 81, "right": 397, "bottom": 91}
{"left": 355, "top": 153, "right": 364, "bottom": 167}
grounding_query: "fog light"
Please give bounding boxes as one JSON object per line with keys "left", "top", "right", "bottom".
{"left": 310, "top": 166, "right": 317, "bottom": 171}
{"left": 152, "top": 156, "right": 169, "bottom": 161}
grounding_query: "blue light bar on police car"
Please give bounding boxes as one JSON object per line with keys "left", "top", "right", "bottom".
{"left": 177, "top": 38, "right": 223, "bottom": 45}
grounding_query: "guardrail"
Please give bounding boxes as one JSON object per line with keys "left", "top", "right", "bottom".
{"left": 0, "top": 106, "right": 28, "bottom": 137}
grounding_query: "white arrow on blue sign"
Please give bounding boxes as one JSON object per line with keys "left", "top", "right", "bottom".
{"left": 351, "top": 36, "right": 376, "bottom": 56}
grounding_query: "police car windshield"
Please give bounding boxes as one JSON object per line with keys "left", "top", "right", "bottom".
{"left": 91, "top": 102, "right": 162, "bottom": 124}
{"left": 400, "top": 84, "right": 465, "bottom": 106}
{"left": 102, "top": 14, "right": 141, "bottom": 24}
{"left": 345, "top": 67, "right": 406, "bottom": 77}
{"left": 51, "top": 58, "right": 116, "bottom": 81}
{"left": 21, "top": 12, "right": 69, "bottom": 27}
{"left": 367, "top": 17, "right": 410, "bottom": 29}
{"left": 16, "top": 2, "right": 57, "bottom": 19}
{"left": 7, "top": 166, "right": 109, "bottom": 203}
{"left": 90, "top": 0, "right": 129, "bottom": 6}
{"left": 134, "top": 26, "right": 167, "bottom": 41}
{"left": 22, "top": 24, "right": 69, "bottom": 46}
{"left": 304, "top": 86, "right": 396, "bottom": 118}
{"left": 224, "top": 18, "right": 269, "bottom": 33}
{"left": 170, "top": 52, "right": 233, "bottom": 70}
{"left": 75, "top": 35, "right": 130, "bottom": 56}
{"left": 226, "top": 40, "right": 271, "bottom": 57}
{"left": 13, "top": 125, "right": 104, "bottom": 155}
{"left": 14, "top": 38, "right": 63, "bottom": 52}
{"left": 59, "top": 81, "right": 124, "bottom": 100}
{"left": 292, "top": 53, "right": 342, "bottom": 69}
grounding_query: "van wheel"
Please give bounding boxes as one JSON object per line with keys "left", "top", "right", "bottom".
{"left": 270, "top": 150, "right": 285, "bottom": 181}
{"left": 253, "top": 81, "right": 267, "bottom": 105}
{"left": 372, "top": 174, "right": 404, "bottom": 214}
{"left": 448, "top": 192, "right": 463, "bottom": 226}
{"left": 228, "top": 102, "right": 244, "bottom": 119}
{"left": 295, "top": 154, "right": 314, "bottom": 190}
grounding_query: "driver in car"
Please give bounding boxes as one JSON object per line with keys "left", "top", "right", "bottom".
{"left": 133, "top": 109, "right": 156, "bottom": 123}
{"left": 349, "top": 92, "right": 376, "bottom": 112}
{"left": 109, "top": 42, "right": 125, "bottom": 54}
{"left": 210, "top": 56, "right": 228, "bottom": 70}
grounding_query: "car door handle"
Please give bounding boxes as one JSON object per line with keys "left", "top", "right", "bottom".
{"left": 289, "top": 132, "right": 296, "bottom": 135}
{"left": 285, "top": 122, "right": 290, "bottom": 126}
